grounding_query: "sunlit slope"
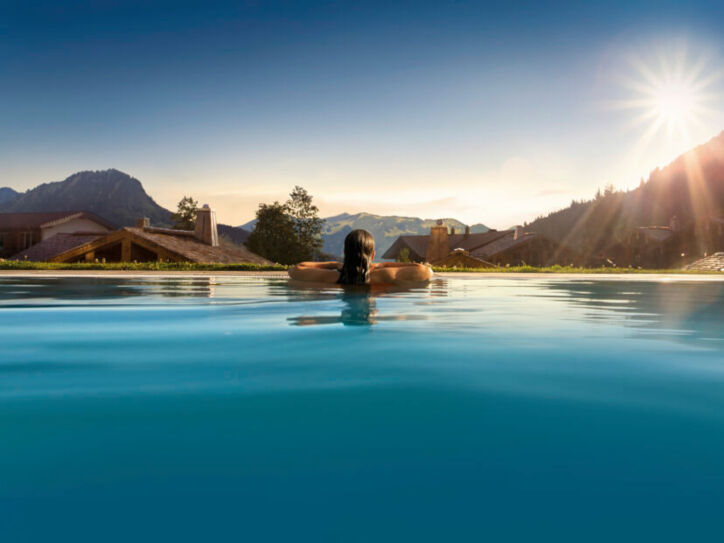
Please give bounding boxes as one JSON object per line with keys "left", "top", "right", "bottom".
{"left": 526, "top": 131, "right": 724, "bottom": 251}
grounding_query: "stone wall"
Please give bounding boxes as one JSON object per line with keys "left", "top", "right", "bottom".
{"left": 685, "top": 253, "right": 724, "bottom": 272}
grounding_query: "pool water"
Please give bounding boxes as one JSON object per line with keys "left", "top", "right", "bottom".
{"left": 1, "top": 275, "right": 723, "bottom": 542}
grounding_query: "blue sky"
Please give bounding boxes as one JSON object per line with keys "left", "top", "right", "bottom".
{"left": 2, "top": 0, "right": 723, "bottom": 227}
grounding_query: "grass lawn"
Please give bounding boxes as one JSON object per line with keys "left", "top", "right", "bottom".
{"left": 430, "top": 265, "right": 713, "bottom": 274}
{"left": 0, "top": 261, "right": 716, "bottom": 274}
{"left": 0, "top": 261, "right": 287, "bottom": 272}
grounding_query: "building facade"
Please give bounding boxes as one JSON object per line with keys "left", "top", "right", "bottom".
{"left": 0, "top": 211, "right": 113, "bottom": 258}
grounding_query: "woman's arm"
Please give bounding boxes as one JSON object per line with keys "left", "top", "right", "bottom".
{"left": 288, "top": 263, "right": 340, "bottom": 283}
{"left": 370, "top": 263, "right": 432, "bottom": 284}
{"left": 372, "top": 261, "right": 424, "bottom": 269}
{"left": 295, "top": 261, "right": 341, "bottom": 270}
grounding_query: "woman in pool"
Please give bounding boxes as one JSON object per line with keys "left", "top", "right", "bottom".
{"left": 288, "top": 229, "right": 432, "bottom": 284}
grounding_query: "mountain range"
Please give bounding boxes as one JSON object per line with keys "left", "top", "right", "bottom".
{"left": 0, "top": 169, "right": 252, "bottom": 245}
{"left": 323, "top": 213, "right": 488, "bottom": 257}
{"left": 0, "top": 171, "right": 490, "bottom": 256}
{"left": 2, "top": 131, "right": 722, "bottom": 260}
{"left": 240, "top": 213, "right": 489, "bottom": 257}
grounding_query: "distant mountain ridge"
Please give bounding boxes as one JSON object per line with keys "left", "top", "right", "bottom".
{"left": 320, "top": 213, "right": 489, "bottom": 257}
{"left": 0, "top": 169, "right": 172, "bottom": 227}
{"left": 0, "top": 187, "right": 19, "bottom": 205}
{"left": 242, "top": 212, "right": 489, "bottom": 257}
{"left": 0, "top": 169, "right": 251, "bottom": 244}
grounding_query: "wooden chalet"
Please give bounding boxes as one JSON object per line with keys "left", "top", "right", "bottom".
{"left": 0, "top": 211, "right": 114, "bottom": 258}
{"left": 383, "top": 221, "right": 579, "bottom": 267}
{"left": 471, "top": 228, "right": 579, "bottom": 267}
{"left": 13, "top": 205, "right": 270, "bottom": 265}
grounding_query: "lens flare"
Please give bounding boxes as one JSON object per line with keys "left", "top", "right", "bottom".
{"left": 612, "top": 46, "right": 721, "bottom": 149}
{"left": 653, "top": 81, "right": 697, "bottom": 126}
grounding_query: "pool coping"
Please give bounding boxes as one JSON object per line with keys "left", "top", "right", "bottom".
{"left": 0, "top": 270, "right": 722, "bottom": 281}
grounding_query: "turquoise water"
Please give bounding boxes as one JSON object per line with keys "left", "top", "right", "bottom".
{"left": 1, "top": 275, "right": 723, "bottom": 542}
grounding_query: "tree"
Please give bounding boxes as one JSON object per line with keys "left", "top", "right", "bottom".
{"left": 246, "top": 187, "right": 325, "bottom": 264}
{"left": 172, "top": 196, "right": 198, "bottom": 230}
{"left": 285, "top": 186, "right": 324, "bottom": 260}
{"left": 245, "top": 202, "right": 301, "bottom": 265}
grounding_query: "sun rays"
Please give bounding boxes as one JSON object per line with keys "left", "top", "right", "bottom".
{"left": 601, "top": 43, "right": 723, "bottom": 239}
{"left": 613, "top": 45, "right": 722, "bottom": 151}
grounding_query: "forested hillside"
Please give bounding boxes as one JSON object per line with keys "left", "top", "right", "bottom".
{"left": 526, "top": 131, "right": 724, "bottom": 254}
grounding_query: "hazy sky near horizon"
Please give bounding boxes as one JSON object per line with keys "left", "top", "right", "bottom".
{"left": 2, "top": 0, "right": 723, "bottom": 228}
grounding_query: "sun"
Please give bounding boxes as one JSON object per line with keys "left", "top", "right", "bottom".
{"left": 652, "top": 80, "right": 697, "bottom": 126}
{"left": 613, "top": 46, "right": 720, "bottom": 146}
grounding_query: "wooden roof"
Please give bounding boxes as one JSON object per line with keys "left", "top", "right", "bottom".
{"left": 11, "top": 233, "right": 105, "bottom": 261}
{"left": 470, "top": 231, "right": 537, "bottom": 259}
{"left": 51, "top": 226, "right": 271, "bottom": 264}
{"left": 124, "top": 227, "right": 270, "bottom": 264}
{"left": 382, "top": 228, "right": 569, "bottom": 265}
{"left": 382, "top": 230, "right": 510, "bottom": 260}
{"left": 434, "top": 250, "right": 496, "bottom": 268}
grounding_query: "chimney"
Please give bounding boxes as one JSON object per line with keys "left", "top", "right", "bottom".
{"left": 464, "top": 225, "right": 471, "bottom": 238}
{"left": 425, "top": 219, "right": 450, "bottom": 263}
{"left": 136, "top": 217, "right": 150, "bottom": 228}
{"left": 451, "top": 226, "right": 456, "bottom": 235}
{"left": 195, "top": 204, "right": 219, "bottom": 246}
{"left": 513, "top": 225, "right": 523, "bottom": 240}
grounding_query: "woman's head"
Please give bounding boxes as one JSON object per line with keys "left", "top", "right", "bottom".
{"left": 338, "top": 229, "right": 375, "bottom": 285}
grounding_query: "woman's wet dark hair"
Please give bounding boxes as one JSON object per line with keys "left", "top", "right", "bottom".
{"left": 338, "top": 229, "right": 375, "bottom": 285}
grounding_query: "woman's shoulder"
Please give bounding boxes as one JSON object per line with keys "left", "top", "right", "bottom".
{"left": 369, "top": 267, "right": 395, "bottom": 284}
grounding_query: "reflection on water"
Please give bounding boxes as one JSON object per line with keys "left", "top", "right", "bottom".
{"left": 0, "top": 276, "right": 720, "bottom": 342}
{"left": 288, "top": 288, "right": 379, "bottom": 326}
{"left": 539, "top": 279, "right": 723, "bottom": 344}
{"left": 287, "top": 284, "right": 432, "bottom": 326}
{"left": 0, "top": 276, "right": 222, "bottom": 306}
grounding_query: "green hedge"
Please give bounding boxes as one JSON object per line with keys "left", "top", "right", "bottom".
{"left": 430, "top": 264, "right": 711, "bottom": 274}
{"left": 0, "top": 261, "right": 287, "bottom": 271}
{"left": 0, "top": 261, "right": 716, "bottom": 273}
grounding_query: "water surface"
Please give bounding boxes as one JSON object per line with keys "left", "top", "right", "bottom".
{"left": 1, "top": 275, "right": 723, "bottom": 542}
